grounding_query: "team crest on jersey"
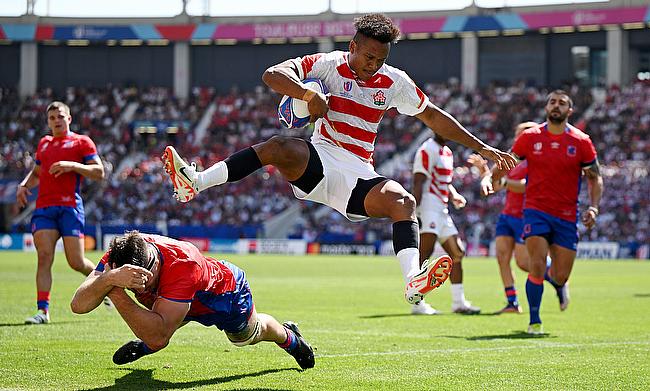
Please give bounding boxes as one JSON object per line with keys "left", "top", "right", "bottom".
{"left": 533, "top": 142, "right": 543, "bottom": 154}
{"left": 343, "top": 81, "right": 353, "bottom": 92}
{"left": 429, "top": 222, "right": 436, "bottom": 229}
{"left": 372, "top": 91, "right": 386, "bottom": 106}
{"left": 567, "top": 145, "right": 577, "bottom": 156}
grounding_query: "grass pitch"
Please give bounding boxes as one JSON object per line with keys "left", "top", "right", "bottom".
{"left": 0, "top": 251, "right": 649, "bottom": 390}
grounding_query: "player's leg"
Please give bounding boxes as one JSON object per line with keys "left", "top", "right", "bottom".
{"left": 363, "top": 179, "right": 452, "bottom": 304}
{"left": 61, "top": 237, "right": 94, "bottom": 276}
{"left": 113, "top": 322, "right": 189, "bottom": 365}
{"left": 412, "top": 231, "right": 439, "bottom": 315}
{"left": 26, "top": 228, "right": 59, "bottom": 324}
{"left": 524, "top": 235, "right": 549, "bottom": 334}
{"left": 419, "top": 233, "right": 437, "bottom": 264}
{"left": 163, "top": 136, "right": 312, "bottom": 202}
{"left": 546, "top": 244, "right": 576, "bottom": 311}
{"left": 442, "top": 235, "right": 480, "bottom": 315}
{"left": 496, "top": 235, "right": 522, "bottom": 313}
{"left": 543, "top": 217, "right": 578, "bottom": 311}
{"left": 522, "top": 209, "right": 554, "bottom": 334}
{"left": 513, "top": 243, "right": 530, "bottom": 273}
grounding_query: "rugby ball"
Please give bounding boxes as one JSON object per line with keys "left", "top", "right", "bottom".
{"left": 278, "top": 78, "right": 329, "bottom": 129}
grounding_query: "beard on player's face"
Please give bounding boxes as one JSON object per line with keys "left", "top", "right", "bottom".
{"left": 547, "top": 109, "right": 569, "bottom": 124}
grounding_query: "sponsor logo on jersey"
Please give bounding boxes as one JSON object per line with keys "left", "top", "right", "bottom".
{"left": 63, "top": 141, "right": 74, "bottom": 149}
{"left": 372, "top": 90, "right": 386, "bottom": 106}
{"left": 567, "top": 145, "right": 577, "bottom": 156}
{"left": 551, "top": 142, "right": 560, "bottom": 149}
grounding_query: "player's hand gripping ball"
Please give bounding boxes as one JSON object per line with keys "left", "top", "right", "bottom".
{"left": 278, "top": 78, "right": 329, "bottom": 129}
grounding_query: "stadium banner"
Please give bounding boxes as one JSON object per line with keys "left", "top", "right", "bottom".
{"left": 379, "top": 240, "right": 447, "bottom": 258}
{"left": 53, "top": 25, "right": 138, "bottom": 40}
{"left": 0, "top": 234, "right": 24, "bottom": 250}
{"left": 242, "top": 239, "right": 307, "bottom": 255}
{"left": 4, "top": 6, "right": 650, "bottom": 42}
{"left": 576, "top": 242, "right": 620, "bottom": 259}
{"left": 208, "top": 239, "right": 240, "bottom": 254}
{"left": 319, "top": 243, "right": 377, "bottom": 256}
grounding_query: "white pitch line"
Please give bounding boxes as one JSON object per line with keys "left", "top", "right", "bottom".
{"left": 317, "top": 340, "right": 650, "bottom": 358}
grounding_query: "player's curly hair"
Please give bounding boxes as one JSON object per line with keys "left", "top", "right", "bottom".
{"left": 353, "top": 13, "right": 400, "bottom": 44}
{"left": 107, "top": 230, "right": 150, "bottom": 269}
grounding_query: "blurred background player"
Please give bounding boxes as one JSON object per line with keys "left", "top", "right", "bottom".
{"left": 163, "top": 13, "right": 516, "bottom": 308}
{"left": 17, "top": 101, "right": 106, "bottom": 325}
{"left": 471, "top": 122, "right": 572, "bottom": 314}
{"left": 412, "top": 133, "right": 480, "bottom": 315}
{"left": 70, "top": 231, "right": 315, "bottom": 369}
{"left": 468, "top": 122, "right": 536, "bottom": 314}
{"left": 511, "top": 90, "right": 603, "bottom": 335}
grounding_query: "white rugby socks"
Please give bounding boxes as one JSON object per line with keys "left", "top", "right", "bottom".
{"left": 396, "top": 248, "right": 420, "bottom": 283}
{"left": 196, "top": 161, "right": 228, "bottom": 191}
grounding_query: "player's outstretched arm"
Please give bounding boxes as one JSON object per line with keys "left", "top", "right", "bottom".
{"left": 107, "top": 289, "right": 190, "bottom": 351}
{"left": 582, "top": 160, "right": 603, "bottom": 229}
{"left": 416, "top": 103, "right": 516, "bottom": 170}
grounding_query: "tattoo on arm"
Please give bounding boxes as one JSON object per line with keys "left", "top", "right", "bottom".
{"left": 584, "top": 159, "right": 601, "bottom": 178}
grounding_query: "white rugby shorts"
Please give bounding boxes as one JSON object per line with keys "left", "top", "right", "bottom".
{"left": 290, "top": 141, "right": 381, "bottom": 222}
{"left": 418, "top": 194, "right": 458, "bottom": 242}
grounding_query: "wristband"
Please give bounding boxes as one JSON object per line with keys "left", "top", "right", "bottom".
{"left": 587, "top": 206, "right": 599, "bottom": 216}
{"left": 302, "top": 89, "right": 317, "bottom": 102}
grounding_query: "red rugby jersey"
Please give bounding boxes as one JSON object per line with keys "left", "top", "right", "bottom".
{"left": 501, "top": 161, "right": 527, "bottom": 219}
{"left": 34, "top": 132, "right": 98, "bottom": 208}
{"left": 97, "top": 235, "right": 238, "bottom": 318}
{"left": 512, "top": 123, "right": 597, "bottom": 222}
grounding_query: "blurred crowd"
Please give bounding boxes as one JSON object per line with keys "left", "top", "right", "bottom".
{"left": 1, "top": 82, "right": 648, "bottom": 247}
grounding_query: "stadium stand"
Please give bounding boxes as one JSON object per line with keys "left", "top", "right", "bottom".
{"left": 2, "top": 82, "right": 648, "bottom": 257}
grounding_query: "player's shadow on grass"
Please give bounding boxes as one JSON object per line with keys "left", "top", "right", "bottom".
{"left": 452, "top": 331, "right": 555, "bottom": 340}
{"left": 634, "top": 293, "right": 650, "bottom": 298}
{"left": 81, "top": 367, "right": 299, "bottom": 391}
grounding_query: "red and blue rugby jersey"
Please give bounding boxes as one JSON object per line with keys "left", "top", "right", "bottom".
{"left": 501, "top": 161, "right": 527, "bottom": 219}
{"left": 97, "top": 235, "right": 238, "bottom": 318}
{"left": 34, "top": 132, "right": 98, "bottom": 208}
{"left": 512, "top": 123, "right": 597, "bottom": 222}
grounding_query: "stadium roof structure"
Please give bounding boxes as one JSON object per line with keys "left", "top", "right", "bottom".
{"left": 0, "top": 1, "right": 649, "bottom": 44}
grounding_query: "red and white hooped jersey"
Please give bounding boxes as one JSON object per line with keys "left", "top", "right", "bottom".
{"left": 291, "top": 51, "right": 429, "bottom": 163}
{"left": 413, "top": 137, "right": 454, "bottom": 207}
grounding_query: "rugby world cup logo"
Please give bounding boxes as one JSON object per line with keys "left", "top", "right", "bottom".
{"left": 343, "top": 81, "right": 352, "bottom": 92}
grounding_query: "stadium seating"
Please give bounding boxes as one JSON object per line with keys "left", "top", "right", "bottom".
{"left": 2, "top": 83, "right": 648, "bottom": 251}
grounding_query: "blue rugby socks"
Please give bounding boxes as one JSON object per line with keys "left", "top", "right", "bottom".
{"left": 505, "top": 286, "right": 519, "bottom": 307}
{"left": 526, "top": 275, "right": 544, "bottom": 325}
